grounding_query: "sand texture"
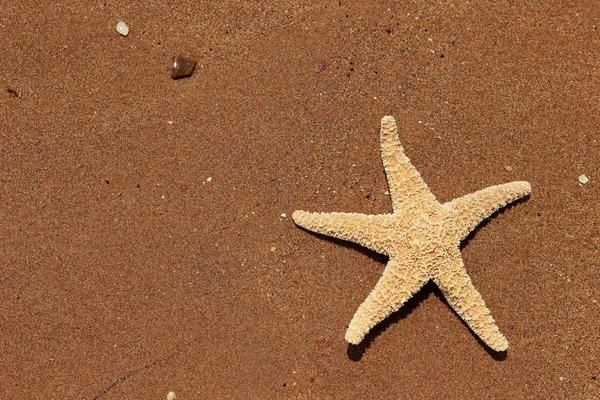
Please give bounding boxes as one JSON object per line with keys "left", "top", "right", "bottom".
{"left": 0, "top": 2, "right": 598, "bottom": 399}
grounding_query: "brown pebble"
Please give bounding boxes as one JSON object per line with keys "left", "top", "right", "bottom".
{"left": 172, "top": 56, "right": 197, "bottom": 79}
{"left": 316, "top": 60, "right": 326, "bottom": 72}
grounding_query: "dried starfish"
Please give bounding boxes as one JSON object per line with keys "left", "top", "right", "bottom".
{"left": 293, "top": 116, "right": 530, "bottom": 351}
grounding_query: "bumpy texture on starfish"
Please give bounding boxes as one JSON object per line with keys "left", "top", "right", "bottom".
{"left": 293, "top": 116, "right": 531, "bottom": 351}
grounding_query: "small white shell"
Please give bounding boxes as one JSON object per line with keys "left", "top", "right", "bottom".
{"left": 116, "top": 21, "right": 129, "bottom": 36}
{"left": 578, "top": 174, "right": 589, "bottom": 184}
{"left": 167, "top": 392, "right": 176, "bottom": 400}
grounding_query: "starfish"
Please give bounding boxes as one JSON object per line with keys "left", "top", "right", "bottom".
{"left": 293, "top": 116, "right": 530, "bottom": 351}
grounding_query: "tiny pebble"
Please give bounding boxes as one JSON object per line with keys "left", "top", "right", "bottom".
{"left": 578, "top": 174, "right": 589, "bottom": 184}
{"left": 559, "top": 376, "right": 564, "bottom": 381}
{"left": 270, "top": 246, "right": 277, "bottom": 253}
{"left": 206, "top": 177, "right": 213, "bottom": 183}
{"left": 280, "top": 213, "right": 287, "bottom": 218}
{"left": 116, "top": 21, "right": 129, "bottom": 36}
{"left": 167, "top": 392, "right": 176, "bottom": 400}
{"left": 504, "top": 165, "right": 512, "bottom": 172}
{"left": 316, "top": 60, "right": 326, "bottom": 72}
{"left": 172, "top": 56, "right": 197, "bottom": 79}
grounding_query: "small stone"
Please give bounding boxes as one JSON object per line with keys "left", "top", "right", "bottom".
{"left": 280, "top": 213, "right": 287, "bottom": 218}
{"left": 116, "top": 21, "right": 129, "bottom": 36}
{"left": 316, "top": 60, "right": 326, "bottom": 72}
{"left": 167, "top": 392, "right": 176, "bottom": 400}
{"left": 504, "top": 165, "right": 512, "bottom": 172}
{"left": 578, "top": 174, "right": 589, "bottom": 184}
{"left": 270, "top": 246, "right": 277, "bottom": 253}
{"left": 206, "top": 177, "right": 213, "bottom": 183}
{"left": 172, "top": 56, "right": 197, "bottom": 79}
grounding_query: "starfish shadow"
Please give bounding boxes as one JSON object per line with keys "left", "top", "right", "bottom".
{"left": 298, "top": 228, "right": 388, "bottom": 264}
{"left": 347, "top": 280, "right": 435, "bottom": 361}
{"left": 432, "top": 287, "right": 508, "bottom": 360}
{"left": 459, "top": 194, "right": 530, "bottom": 249}
{"left": 302, "top": 230, "right": 511, "bottom": 360}
{"left": 346, "top": 284, "right": 507, "bottom": 361}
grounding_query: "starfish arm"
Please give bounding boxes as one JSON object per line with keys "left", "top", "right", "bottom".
{"left": 292, "top": 210, "right": 392, "bottom": 255}
{"left": 380, "top": 116, "right": 438, "bottom": 213}
{"left": 345, "top": 256, "right": 429, "bottom": 345}
{"left": 443, "top": 181, "right": 531, "bottom": 241}
{"left": 432, "top": 249, "right": 508, "bottom": 351}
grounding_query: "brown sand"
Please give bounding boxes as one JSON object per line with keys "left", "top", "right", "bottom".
{"left": 1, "top": 2, "right": 598, "bottom": 399}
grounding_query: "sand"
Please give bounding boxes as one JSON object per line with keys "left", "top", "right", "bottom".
{"left": 0, "top": 1, "right": 598, "bottom": 399}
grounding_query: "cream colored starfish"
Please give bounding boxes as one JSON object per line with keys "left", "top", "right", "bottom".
{"left": 293, "top": 116, "right": 531, "bottom": 351}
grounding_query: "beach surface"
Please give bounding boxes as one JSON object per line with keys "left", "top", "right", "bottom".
{"left": 1, "top": 2, "right": 598, "bottom": 398}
